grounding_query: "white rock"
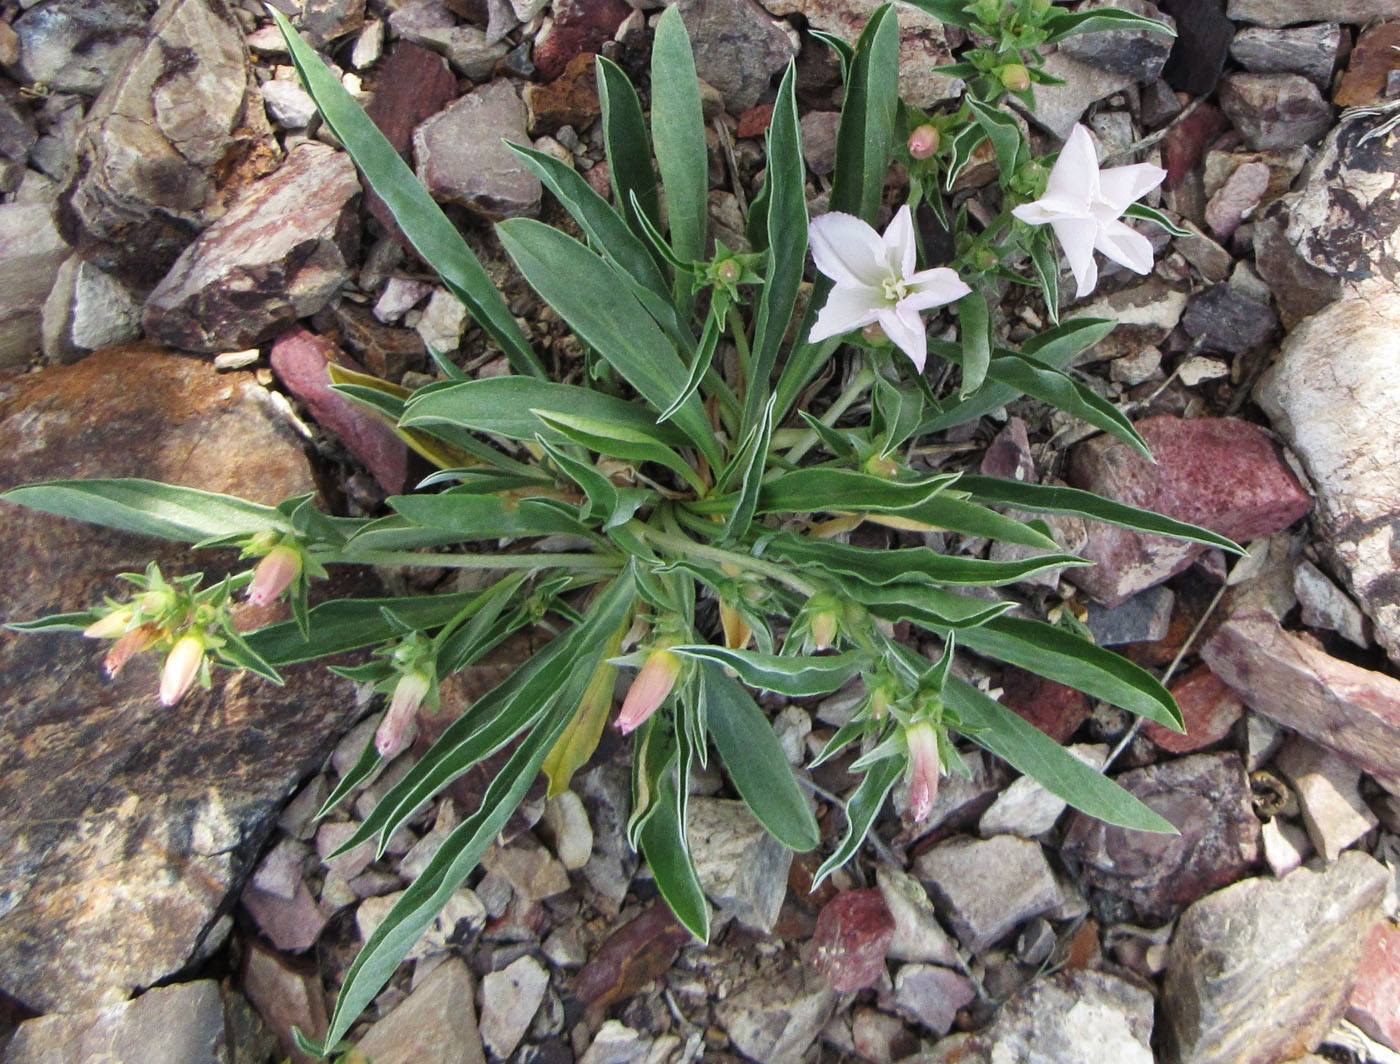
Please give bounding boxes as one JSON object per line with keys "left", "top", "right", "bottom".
{"left": 0, "top": 201, "right": 70, "bottom": 365}
{"left": 688, "top": 797, "right": 789, "bottom": 933}
{"left": 1274, "top": 737, "right": 1378, "bottom": 861}
{"left": 1110, "top": 345, "right": 1164, "bottom": 385}
{"left": 876, "top": 865, "right": 959, "bottom": 966}
{"left": 262, "top": 78, "right": 318, "bottom": 129}
{"left": 1295, "top": 559, "right": 1370, "bottom": 648}
{"left": 978, "top": 745, "right": 1108, "bottom": 838}
{"left": 416, "top": 288, "right": 469, "bottom": 355}
{"left": 541, "top": 790, "right": 593, "bottom": 871}
{"left": 350, "top": 18, "right": 384, "bottom": 69}
{"left": 1261, "top": 816, "right": 1310, "bottom": 876}
{"left": 579, "top": 1020, "right": 649, "bottom": 1064}
{"left": 479, "top": 955, "right": 548, "bottom": 1059}
{"left": 1178, "top": 355, "right": 1230, "bottom": 387}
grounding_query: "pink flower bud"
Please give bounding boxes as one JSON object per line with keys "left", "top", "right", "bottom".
{"left": 159, "top": 634, "right": 206, "bottom": 706}
{"left": 247, "top": 544, "right": 302, "bottom": 607}
{"left": 908, "top": 124, "right": 939, "bottom": 159}
{"left": 84, "top": 608, "right": 134, "bottom": 640}
{"left": 103, "top": 625, "right": 160, "bottom": 678}
{"left": 376, "top": 669, "right": 431, "bottom": 758}
{"left": 904, "top": 721, "right": 941, "bottom": 824}
{"left": 617, "top": 649, "right": 681, "bottom": 735}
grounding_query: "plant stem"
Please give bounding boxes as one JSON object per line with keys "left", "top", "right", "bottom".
{"left": 780, "top": 362, "right": 875, "bottom": 467}
{"left": 630, "top": 522, "right": 819, "bottom": 596}
{"left": 331, "top": 551, "right": 621, "bottom": 571}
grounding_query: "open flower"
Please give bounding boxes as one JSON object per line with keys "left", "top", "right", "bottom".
{"left": 1011, "top": 123, "right": 1166, "bottom": 299}
{"left": 808, "top": 205, "right": 971, "bottom": 371}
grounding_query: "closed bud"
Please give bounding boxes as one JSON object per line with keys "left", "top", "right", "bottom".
{"left": 806, "top": 593, "right": 841, "bottom": 652}
{"left": 908, "top": 124, "right": 940, "bottom": 159}
{"left": 103, "top": 624, "right": 161, "bottom": 678}
{"left": 159, "top": 634, "right": 206, "bottom": 706}
{"left": 617, "top": 649, "right": 681, "bottom": 734}
{"left": 376, "top": 669, "right": 431, "bottom": 758}
{"left": 247, "top": 544, "right": 302, "bottom": 607}
{"left": 904, "top": 720, "right": 941, "bottom": 823}
{"left": 84, "top": 608, "right": 134, "bottom": 640}
{"left": 999, "top": 63, "right": 1031, "bottom": 92}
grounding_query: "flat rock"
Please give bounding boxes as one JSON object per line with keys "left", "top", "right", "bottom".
{"left": 1161, "top": 851, "right": 1388, "bottom": 1063}
{"left": 414, "top": 81, "right": 541, "bottom": 219}
{"left": 715, "top": 960, "right": 838, "bottom": 1064}
{"left": 1141, "top": 663, "right": 1243, "bottom": 753}
{"left": 143, "top": 143, "right": 359, "bottom": 353}
{"left": 978, "top": 745, "right": 1108, "bottom": 839}
{"left": 1085, "top": 585, "right": 1175, "bottom": 646}
{"left": 479, "top": 955, "right": 548, "bottom": 1059}
{"left": 0, "top": 344, "right": 365, "bottom": 1010}
{"left": 523, "top": 52, "right": 600, "bottom": 137}
{"left": 15, "top": 0, "right": 150, "bottom": 95}
{"left": 1022, "top": 50, "right": 1134, "bottom": 139}
{"left": 1075, "top": 278, "right": 1187, "bottom": 363}
{"left": 1203, "top": 160, "right": 1270, "bottom": 241}
{"left": 1061, "top": 752, "right": 1260, "bottom": 917}
{"left": 1218, "top": 72, "right": 1333, "bottom": 151}
{"left": 1334, "top": 22, "right": 1400, "bottom": 107}
{"left": 1229, "top": 24, "right": 1342, "bottom": 87}
{"left": 1273, "top": 736, "right": 1379, "bottom": 860}
{"left": 1181, "top": 284, "right": 1279, "bottom": 351}
{"left": 531, "top": 0, "right": 630, "bottom": 81}
{"left": 913, "top": 835, "right": 1063, "bottom": 952}
{"left": 1347, "top": 919, "right": 1400, "bottom": 1051}
{"left": 1158, "top": 0, "right": 1233, "bottom": 94}
{"left": 62, "top": 0, "right": 279, "bottom": 284}
{"left": 688, "top": 796, "right": 790, "bottom": 933}
{"left": 1226, "top": 0, "right": 1400, "bottom": 25}
{"left": 875, "top": 865, "right": 958, "bottom": 967}
{"left": 240, "top": 941, "right": 328, "bottom": 1064}
{"left": 572, "top": 902, "right": 692, "bottom": 1009}
{"left": 891, "top": 964, "right": 975, "bottom": 1037}
{"left": 1256, "top": 290, "right": 1400, "bottom": 662}
{"left": 677, "top": 0, "right": 798, "bottom": 112}
{"left": 1065, "top": 416, "right": 1311, "bottom": 606}
{"left": 0, "top": 200, "right": 71, "bottom": 365}
{"left": 1000, "top": 670, "right": 1091, "bottom": 743}
{"left": 357, "top": 957, "right": 486, "bottom": 1064}
{"left": 388, "top": 0, "right": 507, "bottom": 80}
{"left": 1058, "top": 0, "right": 1175, "bottom": 81}
{"left": 1295, "top": 559, "right": 1371, "bottom": 648}
{"left": 1201, "top": 610, "right": 1400, "bottom": 792}
{"left": 40, "top": 253, "right": 142, "bottom": 363}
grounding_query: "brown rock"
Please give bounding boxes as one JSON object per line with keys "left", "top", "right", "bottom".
{"left": 1219, "top": 71, "right": 1333, "bottom": 151}
{"left": 523, "top": 52, "right": 600, "bottom": 136}
{"left": 808, "top": 889, "right": 895, "bottom": 993}
{"left": 356, "top": 957, "right": 486, "bottom": 1064}
{"left": 1336, "top": 23, "right": 1400, "bottom": 107}
{"left": 1000, "top": 669, "right": 1091, "bottom": 743}
{"left": 1163, "top": 101, "right": 1232, "bottom": 190}
{"left": 241, "top": 941, "right": 329, "bottom": 1064}
{"left": 1141, "top": 664, "right": 1243, "bottom": 753}
{"left": 573, "top": 902, "right": 692, "bottom": 1009}
{"left": 531, "top": 0, "right": 630, "bottom": 81}
{"left": 413, "top": 80, "right": 541, "bottom": 219}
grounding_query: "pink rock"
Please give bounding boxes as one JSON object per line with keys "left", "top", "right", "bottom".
{"left": 1142, "top": 663, "right": 1244, "bottom": 753}
{"left": 809, "top": 889, "right": 896, "bottom": 993}
{"left": 890, "top": 963, "right": 975, "bottom": 1036}
{"left": 1066, "top": 416, "right": 1312, "bottom": 605}
{"left": 1000, "top": 669, "right": 1091, "bottom": 743}
{"left": 851, "top": 1006, "right": 917, "bottom": 1064}
{"left": 1347, "top": 920, "right": 1400, "bottom": 1050}
{"left": 531, "top": 0, "right": 631, "bottom": 80}
{"left": 242, "top": 879, "right": 330, "bottom": 953}
{"left": 241, "top": 941, "right": 328, "bottom": 1064}
{"left": 269, "top": 327, "right": 407, "bottom": 495}
{"left": 979, "top": 417, "right": 1035, "bottom": 482}
{"left": 1201, "top": 611, "right": 1400, "bottom": 793}
{"left": 1205, "top": 160, "right": 1270, "bottom": 240}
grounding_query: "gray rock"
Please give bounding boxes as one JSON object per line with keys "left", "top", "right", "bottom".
{"left": 40, "top": 253, "right": 142, "bottom": 363}
{"left": 1161, "top": 851, "right": 1388, "bottom": 1064}
{"left": 0, "top": 92, "right": 36, "bottom": 166}
{"left": 914, "top": 835, "right": 1064, "bottom": 952}
{"left": 1085, "top": 586, "right": 1175, "bottom": 646}
{"left": 299, "top": 0, "right": 365, "bottom": 48}
{"left": 15, "top": 0, "right": 151, "bottom": 96}
{"left": 1218, "top": 72, "right": 1333, "bottom": 151}
{"left": 1273, "top": 737, "right": 1379, "bottom": 861}
{"left": 388, "top": 0, "right": 507, "bottom": 80}
{"left": 1058, "top": 0, "right": 1175, "bottom": 81}
{"left": 350, "top": 18, "right": 384, "bottom": 69}
{"left": 0, "top": 200, "right": 70, "bottom": 365}
{"left": 688, "top": 796, "right": 790, "bottom": 933}
{"left": 799, "top": 110, "right": 840, "bottom": 176}
{"left": 357, "top": 958, "right": 486, "bottom": 1064}
{"left": 374, "top": 276, "right": 433, "bottom": 323}
{"left": 1295, "top": 560, "right": 1370, "bottom": 648}
{"left": 540, "top": 790, "right": 592, "bottom": 870}
{"left": 1021, "top": 50, "right": 1134, "bottom": 140}
{"left": 875, "top": 865, "right": 959, "bottom": 966}
{"left": 677, "top": 0, "right": 798, "bottom": 112}
{"left": 261, "top": 78, "right": 319, "bottom": 130}
{"left": 1257, "top": 290, "right": 1400, "bottom": 662}
{"left": 715, "top": 961, "right": 838, "bottom": 1064}
{"left": 143, "top": 143, "right": 359, "bottom": 353}
{"left": 978, "top": 745, "right": 1109, "bottom": 839}
{"left": 1226, "top": 0, "right": 1400, "bottom": 25}
{"left": 578, "top": 1021, "right": 649, "bottom": 1064}
{"left": 577, "top": 762, "right": 637, "bottom": 913}
{"left": 1181, "top": 283, "right": 1278, "bottom": 351}
{"left": 1259, "top": 815, "right": 1310, "bottom": 876}
{"left": 1203, "top": 159, "right": 1269, "bottom": 241}
{"left": 1229, "top": 24, "right": 1343, "bottom": 86}
{"left": 1075, "top": 277, "right": 1188, "bottom": 363}
{"left": 414, "top": 81, "right": 540, "bottom": 219}
{"left": 479, "top": 955, "right": 548, "bottom": 1059}
{"left": 891, "top": 964, "right": 975, "bottom": 1036}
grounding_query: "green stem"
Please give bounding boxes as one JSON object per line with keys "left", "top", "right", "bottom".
{"left": 331, "top": 551, "right": 620, "bottom": 571}
{"left": 630, "top": 522, "right": 819, "bottom": 596}
{"left": 780, "top": 362, "right": 875, "bottom": 467}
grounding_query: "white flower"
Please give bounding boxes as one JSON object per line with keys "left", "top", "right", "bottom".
{"left": 1012, "top": 123, "right": 1166, "bottom": 299}
{"left": 807, "top": 205, "right": 971, "bottom": 371}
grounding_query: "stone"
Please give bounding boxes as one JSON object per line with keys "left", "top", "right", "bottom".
{"left": 1022, "top": 50, "right": 1134, "bottom": 140}
{"left": 688, "top": 796, "right": 790, "bottom": 933}
{"left": 62, "top": 0, "right": 278, "bottom": 284}
{"left": 1230, "top": 24, "right": 1342, "bottom": 87}
{"left": 1075, "top": 278, "right": 1188, "bottom": 363}
{"left": 1260, "top": 815, "right": 1310, "bottom": 876}
{"left": 1110, "top": 346, "right": 1164, "bottom": 384}
{"left": 1335, "top": 23, "right": 1400, "bottom": 107}
{"left": 416, "top": 287, "right": 469, "bottom": 355}
{"left": 1256, "top": 291, "right": 1400, "bottom": 661}
{"left": 357, "top": 958, "right": 486, "bottom": 1064}
{"left": 576, "top": 762, "right": 636, "bottom": 911}
{"left": 1065, "top": 416, "right": 1312, "bottom": 606}
{"left": 350, "top": 19, "right": 384, "bottom": 69}
{"left": 578, "top": 1021, "right": 649, "bottom": 1064}
{"left": 1204, "top": 160, "right": 1269, "bottom": 240}
{"left": 0, "top": 343, "right": 366, "bottom": 1011}
{"left": 241, "top": 941, "right": 328, "bottom": 1064}
{"left": 1062, "top": 752, "right": 1260, "bottom": 917}
{"left": 317, "top": 821, "right": 373, "bottom": 880}
{"left": 1161, "top": 851, "right": 1388, "bottom": 1064}
{"left": 300, "top": 0, "right": 366, "bottom": 48}
{"left": 540, "top": 790, "right": 592, "bottom": 870}
{"left": 715, "top": 960, "right": 839, "bottom": 1064}
{"left": 414, "top": 81, "right": 541, "bottom": 219}
{"left": 242, "top": 879, "right": 329, "bottom": 953}
{"left": 808, "top": 889, "right": 895, "bottom": 993}
{"left": 1274, "top": 737, "right": 1378, "bottom": 861}
{"left": 1347, "top": 919, "right": 1400, "bottom": 1051}
{"left": 261, "top": 78, "right": 319, "bottom": 130}
{"left": 1227, "top": 0, "right": 1400, "bottom": 25}
{"left": 978, "top": 746, "right": 1109, "bottom": 839}
{"left": 480, "top": 955, "right": 549, "bottom": 1059}
{"left": 366, "top": 42, "right": 458, "bottom": 159}
{"left": 1176, "top": 222, "right": 1233, "bottom": 283}
{"left": 1176, "top": 356, "right": 1229, "bottom": 387}
{"left": 1057, "top": 0, "right": 1175, "bottom": 81}
{"left": 388, "top": 0, "right": 508, "bottom": 80}
{"left": 1141, "top": 663, "right": 1243, "bottom": 753}
{"left": 1219, "top": 72, "right": 1333, "bottom": 151}
{"left": 142, "top": 144, "right": 359, "bottom": 353}
{"left": 875, "top": 865, "right": 958, "bottom": 967}
{"left": 1000, "top": 670, "right": 1091, "bottom": 743}
{"left": 523, "top": 52, "right": 599, "bottom": 137}
{"left": 1181, "top": 284, "right": 1278, "bottom": 351}
{"left": 1201, "top": 611, "right": 1400, "bottom": 792}
{"left": 1295, "top": 559, "right": 1370, "bottom": 648}
{"left": 913, "top": 835, "right": 1063, "bottom": 952}
{"left": 573, "top": 902, "right": 692, "bottom": 1008}
{"left": 1158, "top": 0, "right": 1233, "bottom": 94}
{"left": 1085, "top": 586, "right": 1175, "bottom": 646}
{"left": 799, "top": 110, "right": 841, "bottom": 176}
{"left": 851, "top": 1007, "right": 917, "bottom": 1063}
{"left": 0, "top": 200, "right": 71, "bottom": 365}
{"left": 531, "top": 0, "right": 629, "bottom": 81}
{"left": 15, "top": 0, "right": 150, "bottom": 96}
{"left": 675, "top": 0, "right": 798, "bottom": 113}
{"left": 480, "top": 837, "right": 570, "bottom": 903}
{"left": 268, "top": 327, "right": 408, "bottom": 496}
{"left": 891, "top": 964, "right": 974, "bottom": 1036}
{"left": 40, "top": 253, "right": 142, "bottom": 363}
{"left": 374, "top": 277, "right": 434, "bottom": 324}
{"left": 4, "top": 980, "right": 271, "bottom": 1064}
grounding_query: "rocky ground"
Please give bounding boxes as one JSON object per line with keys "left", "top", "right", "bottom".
{"left": 1, "top": 0, "right": 1399, "bottom": 1061}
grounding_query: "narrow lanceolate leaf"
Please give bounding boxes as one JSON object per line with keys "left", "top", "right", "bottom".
{"left": 386, "top": 491, "right": 591, "bottom": 540}
{"left": 533, "top": 410, "right": 704, "bottom": 493}
{"left": 721, "top": 395, "right": 775, "bottom": 541}
{"left": 955, "top": 475, "right": 1243, "bottom": 554}
{"left": 650, "top": 6, "right": 708, "bottom": 271}
{"left": 704, "top": 665, "right": 820, "bottom": 852}
{"left": 637, "top": 742, "right": 710, "bottom": 940}
{"left": 2, "top": 479, "right": 284, "bottom": 542}
{"left": 1124, "top": 202, "right": 1192, "bottom": 237}
{"left": 956, "top": 287, "right": 992, "bottom": 397}
{"left": 271, "top": 10, "right": 543, "bottom": 378}
{"left": 882, "top": 495, "right": 1060, "bottom": 551}
{"left": 542, "top": 622, "right": 625, "bottom": 797}
{"left": 1027, "top": 227, "right": 1061, "bottom": 325}
{"left": 813, "top": 755, "right": 902, "bottom": 886}
{"left": 755, "top": 468, "right": 960, "bottom": 516}
{"left": 895, "top": 0, "right": 977, "bottom": 30}
{"left": 596, "top": 55, "right": 661, "bottom": 252}
{"left": 315, "top": 729, "right": 382, "bottom": 820}
{"left": 660, "top": 307, "right": 720, "bottom": 423}
{"left": 1043, "top": 7, "right": 1176, "bottom": 44}
{"left": 828, "top": 3, "right": 900, "bottom": 222}
{"left": 986, "top": 356, "right": 1151, "bottom": 457}
{"left": 495, "top": 219, "right": 720, "bottom": 468}
{"left": 669, "top": 645, "right": 865, "bottom": 697}
{"left": 840, "top": 580, "right": 1019, "bottom": 631}
{"left": 943, "top": 676, "right": 1177, "bottom": 833}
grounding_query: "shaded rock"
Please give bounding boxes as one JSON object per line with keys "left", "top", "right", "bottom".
{"left": 1176, "top": 221, "right": 1233, "bottom": 282}
{"left": 299, "top": 0, "right": 366, "bottom": 48}
{"left": 1000, "top": 670, "right": 1091, "bottom": 743}
{"left": 1181, "top": 283, "right": 1278, "bottom": 351}
{"left": 1256, "top": 290, "right": 1400, "bottom": 661}
{"left": 1295, "top": 559, "right": 1370, "bottom": 648}
{"left": 241, "top": 941, "right": 328, "bottom": 1064}
{"left": 576, "top": 761, "right": 637, "bottom": 911}
{"left": 1204, "top": 159, "right": 1269, "bottom": 241}
{"left": 0, "top": 344, "right": 366, "bottom": 1011}
{"left": 15, "top": 0, "right": 151, "bottom": 96}
{"left": 799, "top": 110, "right": 841, "bottom": 176}
{"left": 523, "top": 52, "right": 600, "bottom": 137}
{"left": 1085, "top": 585, "right": 1175, "bottom": 646}
{"left": 875, "top": 865, "right": 958, "bottom": 967}
{"left": 689, "top": 796, "right": 789, "bottom": 933}
{"left": 913, "top": 835, "right": 1063, "bottom": 952}
{"left": 532, "top": 0, "right": 630, "bottom": 81}
{"left": 978, "top": 745, "right": 1108, "bottom": 839}
{"left": 1141, "top": 663, "right": 1243, "bottom": 753}
{"left": 715, "top": 960, "right": 838, "bottom": 1064}
{"left": 4, "top": 980, "right": 272, "bottom": 1064}
{"left": 388, "top": 0, "right": 508, "bottom": 79}
{"left": 1023, "top": 50, "right": 1134, "bottom": 139}
{"left": 480, "top": 837, "right": 570, "bottom": 903}
{"left": 1226, "top": 0, "right": 1400, "bottom": 25}
{"left": 366, "top": 41, "right": 458, "bottom": 158}
{"left": 1058, "top": 0, "right": 1175, "bottom": 81}
{"left": 1273, "top": 736, "right": 1379, "bottom": 860}
{"left": 1157, "top": 0, "right": 1233, "bottom": 94}
{"left": 0, "top": 200, "right": 70, "bottom": 365}
{"left": 1230, "top": 24, "right": 1342, "bottom": 87}
{"left": 677, "top": 0, "right": 797, "bottom": 113}
{"left": 62, "top": 0, "right": 278, "bottom": 284}
{"left": 1075, "top": 277, "right": 1187, "bottom": 363}
{"left": 357, "top": 957, "right": 486, "bottom": 1064}
{"left": 891, "top": 964, "right": 974, "bottom": 1037}
{"left": 40, "top": 253, "right": 142, "bottom": 363}
{"left": 1163, "top": 100, "right": 1232, "bottom": 189}
{"left": 480, "top": 955, "right": 548, "bottom": 1059}
{"left": 414, "top": 81, "right": 541, "bottom": 220}
{"left": 143, "top": 144, "right": 359, "bottom": 353}
{"left": 1218, "top": 72, "right": 1332, "bottom": 151}
{"left": 1347, "top": 920, "right": 1400, "bottom": 1051}
{"left": 809, "top": 889, "right": 895, "bottom": 993}
{"left": 573, "top": 902, "right": 692, "bottom": 1009}
{"left": 1065, "top": 416, "right": 1311, "bottom": 606}
{"left": 1201, "top": 611, "right": 1400, "bottom": 791}
{"left": 242, "top": 879, "right": 328, "bottom": 953}
{"left": 1062, "top": 752, "right": 1260, "bottom": 917}
{"left": 1335, "top": 22, "right": 1400, "bottom": 108}
{"left": 1161, "top": 851, "right": 1388, "bottom": 1064}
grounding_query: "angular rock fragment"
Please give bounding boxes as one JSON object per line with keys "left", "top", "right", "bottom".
{"left": 480, "top": 955, "right": 548, "bottom": 1059}
{"left": 1157, "top": 0, "right": 1233, "bottom": 94}
{"left": 388, "top": 0, "right": 507, "bottom": 79}
{"left": 1140, "top": 664, "right": 1243, "bottom": 754}
{"left": 414, "top": 81, "right": 541, "bottom": 219}
{"left": 1181, "top": 284, "right": 1278, "bottom": 351}
{"left": 241, "top": 941, "right": 329, "bottom": 1064}
{"left": 0, "top": 200, "right": 70, "bottom": 365}
{"left": 1219, "top": 72, "right": 1332, "bottom": 151}
{"left": 1347, "top": 919, "right": 1400, "bottom": 1051}
{"left": 808, "top": 889, "right": 895, "bottom": 993}
{"left": 15, "top": 0, "right": 151, "bottom": 96}
{"left": 978, "top": 745, "right": 1108, "bottom": 839}
{"left": 1274, "top": 736, "right": 1378, "bottom": 861}
{"left": 914, "top": 835, "right": 1063, "bottom": 952}
{"left": 357, "top": 958, "right": 486, "bottom": 1064}
{"left": 1058, "top": 0, "right": 1175, "bottom": 81}
{"left": 1334, "top": 22, "right": 1400, "bottom": 107}
{"left": 875, "top": 865, "right": 958, "bottom": 967}
{"left": 574, "top": 902, "right": 691, "bottom": 1009}
{"left": 688, "top": 796, "right": 790, "bottom": 933}
{"left": 891, "top": 963, "right": 975, "bottom": 1036}
{"left": 715, "top": 961, "right": 838, "bottom": 1064}
{"left": 532, "top": 0, "right": 630, "bottom": 81}
{"left": 1226, "top": 0, "right": 1400, "bottom": 26}
{"left": 676, "top": 0, "right": 798, "bottom": 112}
{"left": 40, "top": 253, "right": 142, "bottom": 363}
{"left": 1294, "top": 559, "right": 1370, "bottom": 648}
{"left": 1229, "top": 24, "right": 1342, "bottom": 87}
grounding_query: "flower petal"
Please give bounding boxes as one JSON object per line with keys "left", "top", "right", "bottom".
{"left": 1051, "top": 216, "right": 1101, "bottom": 299}
{"left": 1095, "top": 218, "right": 1155, "bottom": 276}
{"left": 883, "top": 204, "right": 918, "bottom": 279}
{"left": 1046, "top": 124, "right": 1101, "bottom": 204}
{"left": 876, "top": 304, "right": 928, "bottom": 371}
{"left": 808, "top": 212, "right": 889, "bottom": 288}
{"left": 809, "top": 283, "right": 883, "bottom": 343}
{"left": 901, "top": 267, "right": 972, "bottom": 312}
{"left": 1097, "top": 162, "right": 1167, "bottom": 216}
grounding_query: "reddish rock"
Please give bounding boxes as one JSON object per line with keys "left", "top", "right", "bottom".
{"left": 531, "top": 0, "right": 631, "bottom": 81}
{"left": 736, "top": 104, "right": 775, "bottom": 139}
{"left": 1062, "top": 752, "right": 1260, "bottom": 917}
{"left": 573, "top": 902, "right": 692, "bottom": 1008}
{"left": 242, "top": 880, "right": 329, "bottom": 954}
{"left": 809, "top": 889, "right": 896, "bottom": 993}
{"left": 1347, "top": 920, "right": 1400, "bottom": 1050}
{"left": 979, "top": 417, "right": 1035, "bottom": 482}
{"left": 523, "top": 52, "right": 600, "bottom": 136}
{"left": 1142, "top": 664, "right": 1244, "bottom": 753}
{"left": 241, "top": 941, "right": 328, "bottom": 1064}
{"left": 1000, "top": 668, "right": 1091, "bottom": 743}
{"left": 583, "top": 160, "right": 611, "bottom": 201}
{"left": 1066, "top": 416, "right": 1311, "bottom": 606}
{"left": 1200, "top": 611, "right": 1400, "bottom": 794}
{"left": 269, "top": 327, "right": 408, "bottom": 496}
{"left": 1163, "top": 101, "right": 1231, "bottom": 189}
{"left": 1334, "top": 23, "right": 1400, "bottom": 108}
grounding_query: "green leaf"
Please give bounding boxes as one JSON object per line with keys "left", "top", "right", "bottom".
{"left": 271, "top": 10, "right": 543, "bottom": 378}
{"left": 660, "top": 306, "right": 721, "bottom": 423}
{"left": 704, "top": 665, "right": 820, "bottom": 851}
{"left": 756, "top": 469, "right": 960, "bottom": 515}
{"left": 533, "top": 410, "right": 704, "bottom": 493}
{"left": 893, "top": 494, "right": 1062, "bottom": 551}
{"left": 3, "top": 479, "right": 284, "bottom": 542}
{"left": 1043, "top": 7, "right": 1176, "bottom": 44}
{"left": 966, "top": 96, "right": 1025, "bottom": 179}
{"left": 813, "top": 755, "right": 902, "bottom": 886}
{"left": 943, "top": 676, "right": 1177, "bottom": 833}
{"left": 669, "top": 644, "right": 865, "bottom": 697}
{"left": 956, "top": 287, "right": 992, "bottom": 397}
{"left": 896, "top": 0, "right": 977, "bottom": 30}
{"left": 4, "top": 610, "right": 95, "bottom": 633}
{"left": 650, "top": 6, "right": 708, "bottom": 272}
{"left": 637, "top": 742, "right": 710, "bottom": 941}
{"left": 596, "top": 55, "right": 661, "bottom": 253}
{"left": 1027, "top": 226, "right": 1061, "bottom": 325}
{"left": 315, "top": 729, "right": 382, "bottom": 820}
{"left": 721, "top": 395, "right": 775, "bottom": 541}
{"left": 944, "top": 122, "right": 986, "bottom": 192}
{"left": 986, "top": 356, "right": 1151, "bottom": 457}
{"left": 828, "top": 3, "right": 899, "bottom": 222}
{"left": 341, "top": 514, "right": 483, "bottom": 552}
{"left": 386, "top": 491, "right": 591, "bottom": 539}
{"left": 1124, "top": 201, "right": 1191, "bottom": 237}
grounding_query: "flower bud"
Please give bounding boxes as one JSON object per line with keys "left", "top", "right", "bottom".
{"left": 720, "top": 601, "right": 752, "bottom": 651}
{"left": 908, "top": 124, "right": 940, "bottom": 159}
{"left": 806, "top": 593, "right": 841, "bottom": 652}
{"left": 103, "top": 624, "right": 160, "bottom": 678}
{"left": 999, "top": 63, "right": 1031, "bottom": 92}
{"left": 904, "top": 721, "right": 941, "bottom": 823}
{"left": 159, "top": 634, "right": 206, "bottom": 706}
{"left": 376, "top": 668, "right": 431, "bottom": 758}
{"left": 617, "top": 649, "right": 681, "bottom": 734}
{"left": 715, "top": 258, "right": 741, "bottom": 284}
{"left": 247, "top": 544, "right": 302, "bottom": 607}
{"left": 84, "top": 608, "right": 134, "bottom": 640}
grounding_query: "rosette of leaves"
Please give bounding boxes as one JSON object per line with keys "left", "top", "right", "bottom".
{"left": 2, "top": 4, "right": 1239, "bottom": 1054}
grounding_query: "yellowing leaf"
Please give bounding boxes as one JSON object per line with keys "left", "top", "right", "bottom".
{"left": 541, "top": 622, "right": 625, "bottom": 796}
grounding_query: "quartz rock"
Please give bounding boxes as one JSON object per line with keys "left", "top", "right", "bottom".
{"left": 875, "top": 865, "right": 958, "bottom": 966}
{"left": 414, "top": 81, "right": 540, "bottom": 219}
{"left": 261, "top": 78, "right": 318, "bottom": 130}
{"left": 914, "top": 835, "right": 1063, "bottom": 952}
{"left": 1260, "top": 815, "right": 1310, "bottom": 876}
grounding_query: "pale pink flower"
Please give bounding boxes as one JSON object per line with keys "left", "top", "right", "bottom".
{"left": 807, "top": 205, "right": 971, "bottom": 371}
{"left": 904, "top": 721, "right": 941, "bottom": 824}
{"left": 376, "top": 669, "right": 431, "bottom": 758}
{"left": 247, "top": 544, "right": 302, "bottom": 607}
{"left": 1011, "top": 123, "right": 1166, "bottom": 299}
{"left": 159, "top": 634, "right": 206, "bottom": 706}
{"left": 617, "top": 649, "right": 681, "bottom": 735}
